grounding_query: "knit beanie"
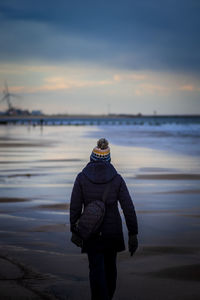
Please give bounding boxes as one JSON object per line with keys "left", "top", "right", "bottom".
{"left": 90, "top": 138, "right": 111, "bottom": 162}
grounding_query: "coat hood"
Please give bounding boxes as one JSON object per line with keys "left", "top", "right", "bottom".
{"left": 82, "top": 161, "right": 118, "bottom": 184}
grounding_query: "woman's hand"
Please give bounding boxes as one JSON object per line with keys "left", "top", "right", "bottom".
{"left": 71, "top": 232, "right": 83, "bottom": 248}
{"left": 128, "top": 234, "right": 138, "bottom": 256}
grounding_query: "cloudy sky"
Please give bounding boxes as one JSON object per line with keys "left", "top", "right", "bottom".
{"left": 0, "top": 0, "right": 200, "bottom": 115}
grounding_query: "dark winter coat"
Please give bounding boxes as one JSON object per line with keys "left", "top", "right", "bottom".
{"left": 70, "top": 160, "right": 138, "bottom": 253}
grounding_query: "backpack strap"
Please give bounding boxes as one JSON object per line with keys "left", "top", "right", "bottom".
{"left": 102, "top": 181, "right": 112, "bottom": 203}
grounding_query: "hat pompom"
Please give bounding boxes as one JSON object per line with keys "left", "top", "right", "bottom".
{"left": 97, "top": 138, "right": 109, "bottom": 150}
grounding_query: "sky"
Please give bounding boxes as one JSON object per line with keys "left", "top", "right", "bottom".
{"left": 0, "top": 0, "right": 200, "bottom": 115}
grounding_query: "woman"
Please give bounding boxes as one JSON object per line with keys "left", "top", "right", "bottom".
{"left": 70, "top": 138, "right": 138, "bottom": 300}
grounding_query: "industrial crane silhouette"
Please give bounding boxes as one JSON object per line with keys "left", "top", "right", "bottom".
{"left": 0, "top": 81, "right": 19, "bottom": 110}
{"left": 0, "top": 81, "right": 26, "bottom": 115}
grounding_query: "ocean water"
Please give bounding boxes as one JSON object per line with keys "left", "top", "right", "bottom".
{"left": 0, "top": 120, "right": 200, "bottom": 251}
{"left": 86, "top": 121, "right": 200, "bottom": 156}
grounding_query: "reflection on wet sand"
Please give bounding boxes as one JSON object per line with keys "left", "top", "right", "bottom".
{"left": 37, "top": 203, "right": 70, "bottom": 210}
{"left": 0, "top": 197, "right": 30, "bottom": 203}
{"left": 134, "top": 173, "right": 200, "bottom": 180}
{"left": 154, "top": 189, "right": 200, "bottom": 194}
{"left": 30, "top": 223, "right": 68, "bottom": 232}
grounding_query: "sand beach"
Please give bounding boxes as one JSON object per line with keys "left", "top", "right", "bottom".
{"left": 0, "top": 122, "right": 200, "bottom": 299}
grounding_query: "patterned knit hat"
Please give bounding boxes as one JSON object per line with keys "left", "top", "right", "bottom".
{"left": 90, "top": 138, "right": 111, "bottom": 162}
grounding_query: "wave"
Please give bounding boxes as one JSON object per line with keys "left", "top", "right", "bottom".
{"left": 86, "top": 123, "right": 200, "bottom": 157}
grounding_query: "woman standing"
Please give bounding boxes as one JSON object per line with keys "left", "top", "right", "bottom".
{"left": 70, "top": 138, "right": 138, "bottom": 300}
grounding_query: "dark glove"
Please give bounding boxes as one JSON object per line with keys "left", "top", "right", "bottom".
{"left": 128, "top": 234, "right": 138, "bottom": 256}
{"left": 71, "top": 232, "right": 83, "bottom": 248}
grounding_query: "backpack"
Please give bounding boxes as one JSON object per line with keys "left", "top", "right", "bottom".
{"left": 76, "top": 181, "right": 112, "bottom": 241}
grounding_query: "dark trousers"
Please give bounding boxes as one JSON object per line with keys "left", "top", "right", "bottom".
{"left": 87, "top": 251, "right": 117, "bottom": 300}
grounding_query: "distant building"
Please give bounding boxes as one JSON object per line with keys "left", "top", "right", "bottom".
{"left": 3, "top": 108, "right": 30, "bottom": 116}
{"left": 31, "top": 110, "right": 43, "bottom": 115}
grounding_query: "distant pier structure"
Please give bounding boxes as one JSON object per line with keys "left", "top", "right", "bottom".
{"left": 0, "top": 114, "right": 199, "bottom": 126}
{"left": 0, "top": 115, "right": 135, "bottom": 126}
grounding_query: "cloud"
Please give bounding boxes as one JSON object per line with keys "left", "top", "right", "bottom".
{"left": 134, "top": 83, "right": 170, "bottom": 96}
{"left": 1, "top": 62, "right": 199, "bottom": 99}
{"left": 0, "top": 0, "right": 199, "bottom": 73}
{"left": 38, "top": 77, "right": 113, "bottom": 92}
{"left": 113, "top": 73, "right": 147, "bottom": 82}
{"left": 0, "top": 85, "right": 25, "bottom": 94}
{"left": 0, "top": 76, "right": 113, "bottom": 94}
{"left": 178, "top": 85, "right": 200, "bottom": 92}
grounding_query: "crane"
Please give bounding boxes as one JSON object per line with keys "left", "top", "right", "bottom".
{"left": 0, "top": 81, "right": 18, "bottom": 110}
{"left": 0, "top": 81, "right": 25, "bottom": 115}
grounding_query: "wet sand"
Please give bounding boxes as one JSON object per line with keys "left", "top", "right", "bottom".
{"left": 0, "top": 243, "right": 200, "bottom": 300}
{"left": 0, "top": 190, "right": 200, "bottom": 299}
{"left": 0, "top": 125, "right": 200, "bottom": 299}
